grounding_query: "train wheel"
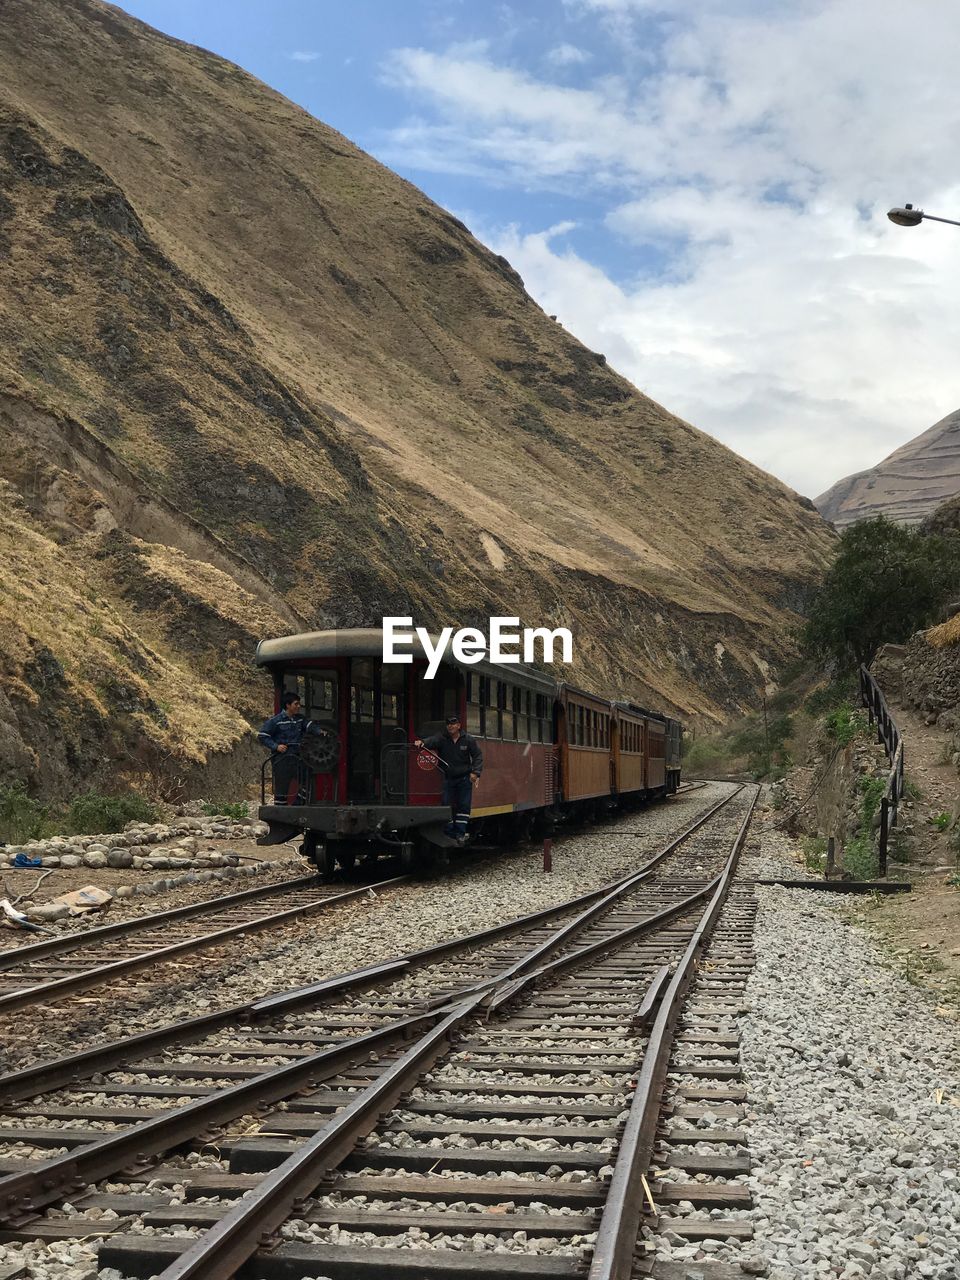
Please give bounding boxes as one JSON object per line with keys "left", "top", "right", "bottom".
{"left": 315, "top": 844, "right": 337, "bottom": 880}
{"left": 338, "top": 849, "right": 356, "bottom": 875}
{"left": 302, "top": 832, "right": 335, "bottom": 881}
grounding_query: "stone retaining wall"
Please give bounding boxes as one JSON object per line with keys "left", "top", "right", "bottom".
{"left": 4, "top": 815, "right": 270, "bottom": 870}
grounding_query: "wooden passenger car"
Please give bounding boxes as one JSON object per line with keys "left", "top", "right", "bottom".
{"left": 612, "top": 702, "right": 646, "bottom": 796}
{"left": 557, "top": 684, "right": 615, "bottom": 804}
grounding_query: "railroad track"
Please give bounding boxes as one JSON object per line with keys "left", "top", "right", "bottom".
{"left": 0, "top": 784, "right": 758, "bottom": 1279}
{"left": 0, "top": 785, "right": 713, "bottom": 1019}
{"left": 0, "top": 870, "right": 408, "bottom": 1014}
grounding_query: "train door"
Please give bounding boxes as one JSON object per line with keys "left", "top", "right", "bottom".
{"left": 348, "top": 659, "right": 378, "bottom": 803}
{"left": 278, "top": 667, "right": 343, "bottom": 802}
{"left": 409, "top": 662, "right": 461, "bottom": 803}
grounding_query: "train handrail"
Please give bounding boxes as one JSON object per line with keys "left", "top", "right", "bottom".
{"left": 380, "top": 742, "right": 446, "bottom": 803}
{"left": 260, "top": 757, "right": 338, "bottom": 806}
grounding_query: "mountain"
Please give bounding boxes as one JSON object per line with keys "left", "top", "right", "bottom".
{"left": 816, "top": 408, "right": 960, "bottom": 529}
{"left": 0, "top": 0, "right": 835, "bottom": 800}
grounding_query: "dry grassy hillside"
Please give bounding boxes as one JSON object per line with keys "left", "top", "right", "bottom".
{"left": 817, "top": 408, "right": 960, "bottom": 528}
{"left": 0, "top": 0, "right": 834, "bottom": 798}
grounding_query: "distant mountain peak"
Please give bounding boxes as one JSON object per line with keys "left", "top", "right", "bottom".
{"left": 816, "top": 408, "right": 960, "bottom": 528}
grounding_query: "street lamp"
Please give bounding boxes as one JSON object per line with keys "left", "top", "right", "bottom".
{"left": 888, "top": 202, "right": 960, "bottom": 228}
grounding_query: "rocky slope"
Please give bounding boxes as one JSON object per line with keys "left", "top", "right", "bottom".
{"left": 0, "top": 0, "right": 834, "bottom": 799}
{"left": 816, "top": 408, "right": 960, "bottom": 529}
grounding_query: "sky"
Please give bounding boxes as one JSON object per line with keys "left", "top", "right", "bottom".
{"left": 115, "top": 0, "right": 960, "bottom": 499}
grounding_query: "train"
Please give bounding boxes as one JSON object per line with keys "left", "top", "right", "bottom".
{"left": 254, "top": 628, "right": 683, "bottom": 875}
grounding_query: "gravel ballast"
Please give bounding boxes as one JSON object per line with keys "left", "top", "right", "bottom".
{"left": 6, "top": 784, "right": 738, "bottom": 1068}
{"left": 740, "top": 881, "right": 960, "bottom": 1280}
{"left": 671, "top": 813, "right": 960, "bottom": 1280}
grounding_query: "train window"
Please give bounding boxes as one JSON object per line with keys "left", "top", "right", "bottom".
{"left": 520, "top": 691, "right": 529, "bottom": 743}
{"left": 350, "top": 685, "right": 375, "bottom": 723}
{"left": 466, "top": 672, "right": 483, "bottom": 735}
{"left": 381, "top": 692, "right": 401, "bottom": 725}
{"left": 502, "top": 685, "right": 516, "bottom": 741}
{"left": 487, "top": 677, "right": 502, "bottom": 738}
{"left": 577, "top": 705, "right": 585, "bottom": 746}
{"left": 298, "top": 672, "right": 338, "bottom": 728}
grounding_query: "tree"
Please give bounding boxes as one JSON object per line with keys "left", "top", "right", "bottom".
{"left": 801, "top": 516, "right": 960, "bottom": 671}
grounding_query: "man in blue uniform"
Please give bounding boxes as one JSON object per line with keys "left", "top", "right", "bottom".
{"left": 257, "top": 692, "right": 317, "bottom": 805}
{"left": 414, "top": 714, "right": 483, "bottom": 843}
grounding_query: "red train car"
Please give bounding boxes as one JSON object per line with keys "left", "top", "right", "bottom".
{"left": 254, "top": 628, "right": 681, "bottom": 874}
{"left": 254, "top": 629, "right": 557, "bottom": 873}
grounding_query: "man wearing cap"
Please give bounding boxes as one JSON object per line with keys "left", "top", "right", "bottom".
{"left": 414, "top": 714, "right": 483, "bottom": 843}
{"left": 258, "top": 691, "right": 324, "bottom": 805}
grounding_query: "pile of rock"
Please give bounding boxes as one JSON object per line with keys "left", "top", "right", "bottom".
{"left": 25, "top": 857, "right": 296, "bottom": 922}
{"left": 3, "top": 815, "right": 269, "bottom": 870}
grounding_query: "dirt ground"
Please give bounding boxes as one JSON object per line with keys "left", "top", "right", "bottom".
{"left": 844, "top": 703, "right": 960, "bottom": 1012}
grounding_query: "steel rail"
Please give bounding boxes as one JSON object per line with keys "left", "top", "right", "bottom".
{"left": 426, "top": 785, "right": 744, "bottom": 1009}
{"left": 154, "top": 996, "right": 485, "bottom": 1280}
{"left": 135, "top": 800, "right": 752, "bottom": 1280}
{"left": 0, "top": 871, "right": 324, "bottom": 971}
{"left": 0, "top": 876, "right": 410, "bottom": 1014}
{"left": 588, "top": 784, "right": 759, "bottom": 1280}
{"left": 0, "top": 786, "right": 744, "bottom": 1230}
{"left": 0, "top": 1000, "right": 456, "bottom": 1222}
{"left": 0, "top": 866, "right": 639, "bottom": 1105}
{"left": 0, "top": 857, "right": 684, "bottom": 1222}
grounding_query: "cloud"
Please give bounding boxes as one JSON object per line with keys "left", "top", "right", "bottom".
{"left": 547, "top": 43, "right": 592, "bottom": 66}
{"left": 380, "top": 2, "right": 960, "bottom": 496}
{"left": 288, "top": 50, "right": 320, "bottom": 63}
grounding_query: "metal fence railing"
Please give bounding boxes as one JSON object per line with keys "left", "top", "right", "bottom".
{"left": 859, "top": 664, "right": 905, "bottom": 877}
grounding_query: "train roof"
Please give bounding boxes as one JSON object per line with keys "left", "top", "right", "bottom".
{"left": 255, "top": 628, "right": 558, "bottom": 693}
{"left": 612, "top": 700, "right": 672, "bottom": 723}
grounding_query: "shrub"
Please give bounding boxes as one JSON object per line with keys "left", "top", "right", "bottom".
{"left": 202, "top": 802, "right": 249, "bottom": 821}
{"left": 844, "top": 834, "right": 878, "bottom": 880}
{"left": 683, "top": 737, "right": 735, "bottom": 775}
{"left": 804, "top": 675, "right": 858, "bottom": 717}
{"left": 0, "top": 786, "right": 50, "bottom": 844}
{"left": 930, "top": 811, "right": 952, "bottom": 832}
{"left": 859, "top": 775, "right": 886, "bottom": 826}
{"left": 801, "top": 835, "right": 827, "bottom": 873}
{"left": 824, "top": 703, "right": 867, "bottom": 747}
{"left": 66, "top": 791, "right": 158, "bottom": 835}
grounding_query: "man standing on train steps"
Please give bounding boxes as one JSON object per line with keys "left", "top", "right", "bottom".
{"left": 257, "top": 691, "right": 317, "bottom": 805}
{"left": 414, "top": 714, "right": 482, "bottom": 844}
